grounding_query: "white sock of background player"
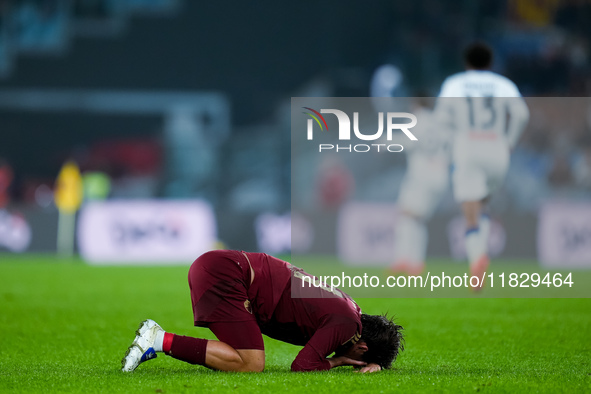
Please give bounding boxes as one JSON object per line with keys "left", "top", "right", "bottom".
{"left": 478, "top": 215, "right": 491, "bottom": 258}
{"left": 394, "top": 214, "right": 427, "bottom": 266}
{"left": 465, "top": 215, "right": 490, "bottom": 264}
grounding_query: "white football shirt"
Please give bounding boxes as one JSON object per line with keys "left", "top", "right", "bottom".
{"left": 435, "top": 70, "right": 529, "bottom": 149}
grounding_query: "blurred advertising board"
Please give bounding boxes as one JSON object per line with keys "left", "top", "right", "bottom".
{"left": 538, "top": 200, "right": 591, "bottom": 269}
{"left": 254, "top": 212, "right": 314, "bottom": 254}
{"left": 336, "top": 202, "right": 510, "bottom": 266}
{"left": 255, "top": 212, "right": 291, "bottom": 254}
{"left": 0, "top": 210, "right": 32, "bottom": 252}
{"left": 337, "top": 202, "right": 398, "bottom": 265}
{"left": 77, "top": 200, "right": 216, "bottom": 264}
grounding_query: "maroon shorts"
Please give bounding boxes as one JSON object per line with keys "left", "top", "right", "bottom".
{"left": 188, "top": 250, "right": 263, "bottom": 350}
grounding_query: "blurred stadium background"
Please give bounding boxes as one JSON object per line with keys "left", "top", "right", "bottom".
{"left": 0, "top": 0, "right": 590, "bottom": 268}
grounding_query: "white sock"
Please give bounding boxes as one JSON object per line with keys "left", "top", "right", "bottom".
{"left": 153, "top": 330, "right": 165, "bottom": 352}
{"left": 394, "top": 214, "right": 427, "bottom": 265}
{"left": 478, "top": 215, "right": 491, "bottom": 256}
{"left": 414, "top": 221, "right": 428, "bottom": 265}
{"left": 465, "top": 228, "right": 481, "bottom": 264}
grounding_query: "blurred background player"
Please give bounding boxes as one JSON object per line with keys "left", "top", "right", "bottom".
{"left": 370, "top": 68, "right": 451, "bottom": 275}
{"left": 390, "top": 97, "right": 451, "bottom": 275}
{"left": 435, "top": 42, "right": 529, "bottom": 289}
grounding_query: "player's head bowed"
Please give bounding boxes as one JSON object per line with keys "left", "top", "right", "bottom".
{"left": 359, "top": 314, "right": 404, "bottom": 369}
{"left": 463, "top": 41, "right": 494, "bottom": 70}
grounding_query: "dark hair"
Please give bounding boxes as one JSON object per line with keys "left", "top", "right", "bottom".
{"left": 360, "top": 314, "right": 404, "bottom": 369}
{"left": 463, "top": 41, "right": 493, "bottom": 70}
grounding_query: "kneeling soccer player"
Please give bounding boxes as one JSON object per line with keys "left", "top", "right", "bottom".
{"left": 122, "top": 250, "right": 404, "bottom": 373}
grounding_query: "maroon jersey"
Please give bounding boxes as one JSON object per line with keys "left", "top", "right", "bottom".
{"left": 188, "top": 250, "right": 362, "bottom": 371}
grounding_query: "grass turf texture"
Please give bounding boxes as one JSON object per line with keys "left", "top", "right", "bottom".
{"left": 0, "top": 255, "right": 589, "bottom": 393}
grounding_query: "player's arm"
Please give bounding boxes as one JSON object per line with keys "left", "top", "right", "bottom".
{"left": 291, "top": 325, "right": 366, "bottom": 372}
{"left": 505, "top": 96, "right": 529, "bottom": 149}
{"left": 432, "top": 81, "right": 457, "bottom": 136}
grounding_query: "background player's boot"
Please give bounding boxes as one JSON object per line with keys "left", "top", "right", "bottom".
{"left": 390, "top": 260, "right": 425, "bottom": 276}
{"left": 405, "top": 261, "right": 425, "bottom": 276}
{"left": 470, "top": 255, "right": 489, "bottom": 292}
{"left": 469, "top": 216, "right": 491, "bottom": 291}
{"left": 121, "top": 319, "right": 164, "bottom": 372}
{"left": 390, "top": 261, "right": 410, "bottom": 276}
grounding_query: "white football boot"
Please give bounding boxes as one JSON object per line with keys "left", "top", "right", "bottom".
{"left": 121, "top": 319, "right": 164, "bottom": 372}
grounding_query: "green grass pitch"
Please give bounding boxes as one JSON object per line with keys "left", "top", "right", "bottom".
{"left": 0, "top": 254, "right": 590, "bottom": 393}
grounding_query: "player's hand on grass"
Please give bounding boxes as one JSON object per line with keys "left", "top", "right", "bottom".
{"left": 354, "top": 363, "right": 382, "bottom": 373}
{"left": 327, "top": 356, "right": 367, "bottom": 369}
